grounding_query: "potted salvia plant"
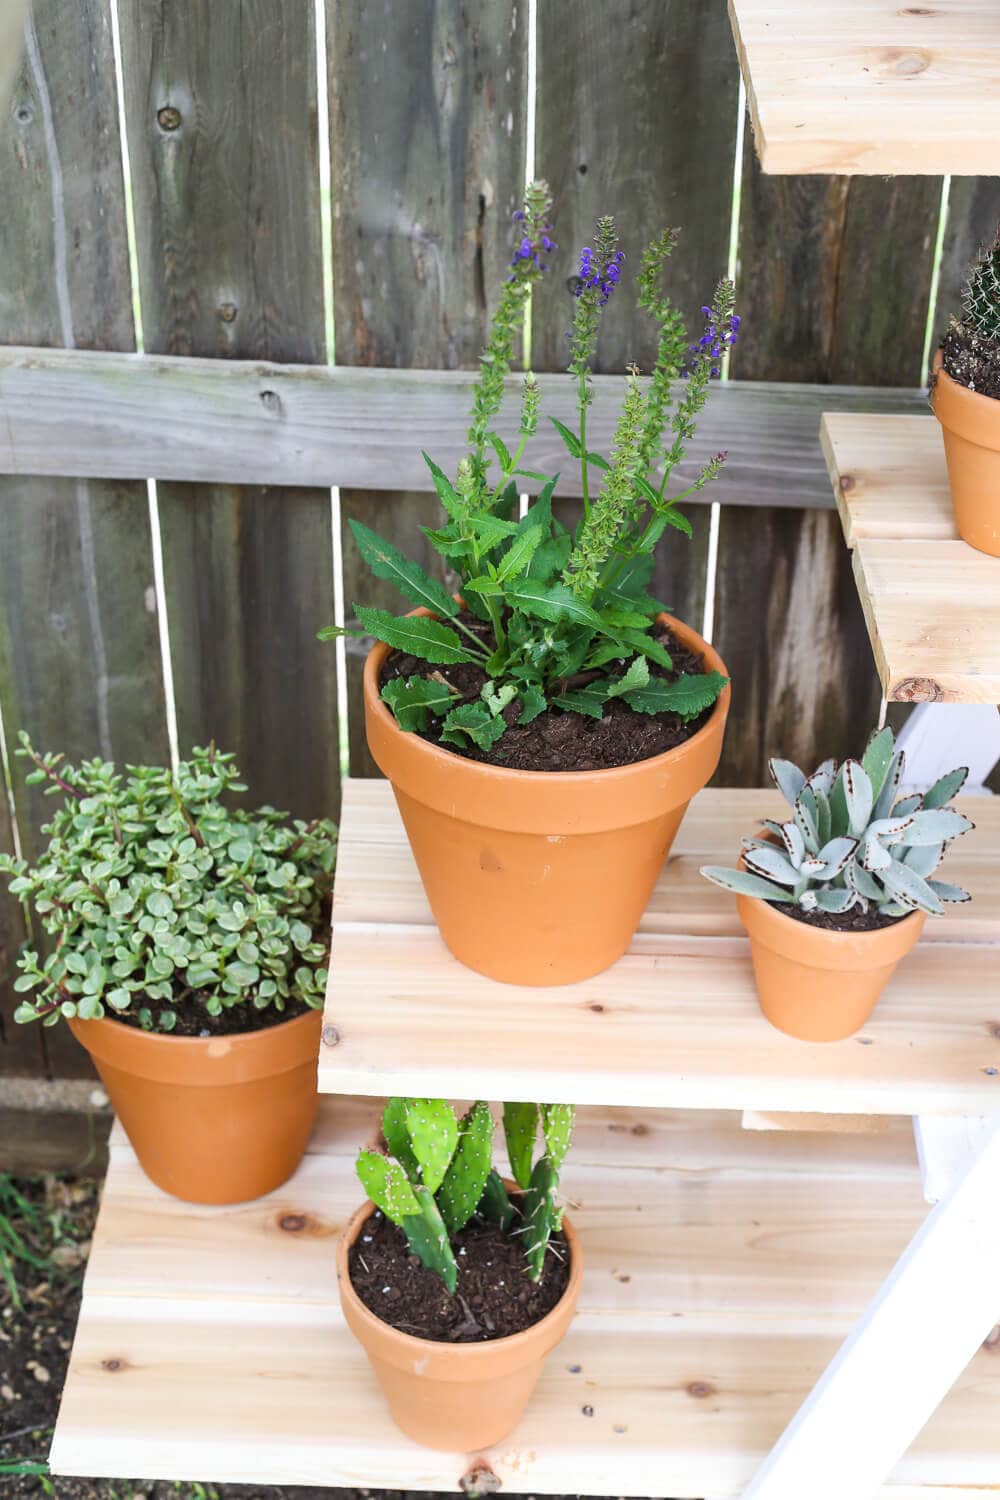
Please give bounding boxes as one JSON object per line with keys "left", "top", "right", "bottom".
{"left": 701, "top": 727, "right": 973, "bottom": 1041}
{"left": 323, "top": 181, "right": 734, "bottom": 984}
{"left": 337, "top": 1097, "right": 580, "bottom": 1450}
{"left": 933, "top": 222, "right": 1000, "bottom": 555}
{"left": 0, "top": 735, "right": 336, "bottom": 1203}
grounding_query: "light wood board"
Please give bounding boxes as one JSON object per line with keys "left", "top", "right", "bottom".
{"left": 319, "top": 781, "right": 1000, "bottom": 1116}
{"left": 729, "top": 0, "right": 1000, "bottom": 175}
{"left": 822, "top": 412, "right": 1000, "bottom": 703}
{"left": 49, "top": 1099, "right": 1000, "bottom": 1494}
{"left": 0, "top": 346, "right": 927, "bottom": 507}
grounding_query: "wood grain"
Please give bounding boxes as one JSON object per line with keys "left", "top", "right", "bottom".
{"left": 729, "top": 0, "right": 1000, "bottom": 176}
{"left": 318, "top": 781, "right": 1000, "bottom": 1115}
{"left": 50, "top": 1096, "right": 1000, "bottom": 1493}
{"left": 821, "top": 414, "right": 952, "bottom": 547}
{"left": 0, "top": 0, "right": 167, "bottom": 1078}
{"left": 0, "top": 348, "right": 931, "bottom": 502}
{"left": 328, "top": 0, "right": 528, "bottom": 775}
{"left": 118, "top": 0, "right": 340, "bottom": 822}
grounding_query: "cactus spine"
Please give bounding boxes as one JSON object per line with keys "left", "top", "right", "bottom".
{"left": 962, "top": 231, "right": 1000, "bottom": 347}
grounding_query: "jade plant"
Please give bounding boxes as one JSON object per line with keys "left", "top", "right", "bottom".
{"left": 356, "top": 1098, "right": 575, "bottom": 1291}
{"left": 321, "top": 180, "right": 733, "bottom": 751}
{"left": 0, "top": 735, "right": 337, "bottom": 1031}
{"left": 701, "top": 727, "right": 973, "bottom": 918}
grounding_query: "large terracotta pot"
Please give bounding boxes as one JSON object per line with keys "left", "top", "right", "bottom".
{"left": 364, "top": 610, "right": 730, "bottom": 985}
{"left": 69, "top": 1008, "right": 322, "bottom": 1203}
{"left": 737, "top": 896, "right": 926, "bottom": 1042}
{"left": 337, "top": 1197, "right": 583, "bottom": 1450}
{"left": 932, "top": 356, "right": 1000, "bottom": 557}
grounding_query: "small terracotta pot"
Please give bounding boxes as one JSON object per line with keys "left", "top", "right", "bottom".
{"left": 364, "top": 610, "right": 730, "bottom": 985}
{"left": 69, "top": 1008, "right": 322, "bottom": 1203}
{"left": 932, "top": 355, "right": 1000, "bottom": 557}
{"left": 737, "top": 896, "right": 926, "bottom": 1042}
{"left": 337, "top": 1197, "right": 583, "bottom": 1450}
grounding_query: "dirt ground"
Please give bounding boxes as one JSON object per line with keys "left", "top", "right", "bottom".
{"left": 0, "top": 1171, "right": 628, "bottom": 1500}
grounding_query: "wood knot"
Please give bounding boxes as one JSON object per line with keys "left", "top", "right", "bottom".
{"left": 321, "top": 1023, "right": 340, "bottom": 1047}
{"left": 892, "top": 677, "right": 943, "bottom": 703}
{"left": 838, "top": 473, "right": 855, "bottom": 492}
{"left": 983, "top": 1324, "right": 1000, "bottom": 1352}
{"left": 156, "top": 106, "right": 181, "bottom": 131}
{"left": 686, "top": 1380, "right": 716, "bottom": 1399}
{"left": 101, "top": 1357, "right": 126, "bottom": 1373}
{"left": 279, "top": 1213, "right": 308, "bottom": 1233}
{"left": 881, "top": 47, "right": 931, "bottom": 76}
{"left": 259, "top": 388, "right": 281, "bottom": 413}
{"left": 899, "top": 6, "right": 935, "bottom": 14}
{"left": 218, "top": 302, "right": 238, "bottom": 323}
{"left": 275, "top": 1210, "right": 335, "bottom": 1237}
{"left": 460, "top": 1461, "right": 500, "bottom": 1496}
{"left": 987, "top": 1023, "right": 1000, "bottom": 1041}
{"left": 631, "top": 1121, "right": 649, "bottom": 1136}
{"left": 588, "top": 1002, "right": 605, "bottom": 1013}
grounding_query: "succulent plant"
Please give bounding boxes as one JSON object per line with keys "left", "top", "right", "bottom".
{"left": 0, "top": 735, "right": 336, "bottom": 1031}
{"left": 701, "top": 727, "right": 973, "bottom": 919}
{"left": 962, "top": 229, "right": 1000, "bottom": 347}
{"left": 356, "top": 1096, "right": 575, "bottom": 1292}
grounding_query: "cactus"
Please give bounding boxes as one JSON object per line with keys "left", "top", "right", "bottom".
{"left": 702, "top": 726, "right": 973, "bottom": 919}
{"left": 503, "top": 1101, "right": 538, "bottom": 1189}
{"left": 438, "top": 1101, "right": 494, "bottom": 1237}
{"left": 355, "top": 1095, "right": 574, "bottom": 1295}
{"left": 962, "top": 230, "right": 1000, "bottom": 346}
{"left": 522, "top": 1155, "right": 562, "bottom": 1282}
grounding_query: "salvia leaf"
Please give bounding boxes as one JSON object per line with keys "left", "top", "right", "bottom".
{"left": 623, "top": 670, "right": 728, "bottom": 719}
{"left": 355, "top": 605, "right": 480, "bottom": 665}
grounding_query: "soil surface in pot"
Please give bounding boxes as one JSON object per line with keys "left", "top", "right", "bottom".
{"left": 940, "top": 321, "right": 1000, "bottom": 399}
{"left": 380, "top": 613, "right": 716, "bottom": 772}
{"left": 349, "top": 1204, "right": 570, "bottom": 1342}
{"left": 109, "top": 991, "right": 314, "bottom": 1038}
{"left": 774, "top": 901, "right": 905, "bottom": 934}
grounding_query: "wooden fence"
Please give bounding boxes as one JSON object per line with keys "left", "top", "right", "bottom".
{"left": 0, "top": 0, "right": 997, "bottom": 1086}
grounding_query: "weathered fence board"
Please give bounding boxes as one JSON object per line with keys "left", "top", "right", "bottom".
{"left": 0, "top": 349, "right": 929, "bottom": 499}
{"left": 118, "top": 0, "right": 340, "bottom": 822}
{"left": 0, "top": 0, "right": 167, "bottom": 1078}
{"left": 328, "top": 0, "right": 529, "bottom": 774}
{"left": 714, "top": 144, "right": 942, "bottom": 783}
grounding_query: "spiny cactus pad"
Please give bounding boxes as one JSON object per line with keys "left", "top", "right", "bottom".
{"left": 962, "top": 232, "right": 1000, "bottom": 347}
{"left": 503, "top": 1101, "right": 539, "bottom": 1189}
{"left": 404, "top": 1098, "right": 459, "bottom": 1192}
{"left": 541, "top": 1104, "right": 575, "bottom": 1171}
{"left": 522, "top": 1155, "right": 562, "bottom": 1282}
{"left": 437, "top": 1101, "right": 494, "bottom": 1238}
{"left": 381, "top": 1097, "right": 420, "bottom": 1182}
{"left": 479, "top": 1167, "right": 516, "bottom": 1231}
{"left": 356, "top": 1150, "right": 420, "bottom": 1225}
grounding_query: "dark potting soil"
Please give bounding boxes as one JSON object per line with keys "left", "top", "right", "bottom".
{"left": 349, "top": 1205, "right": 571, "bottom": 1343}
{"left": 380, "top": 613, "right": 716, "bottom": 772}
{"left": 774, "top": 901, "right": 906, "bottom": 934}
{"left": 939, "top": 320, "right": 1000, "bottom": 400}
{"left": 109, "top": 991, "right": 314, "bottom": 1038}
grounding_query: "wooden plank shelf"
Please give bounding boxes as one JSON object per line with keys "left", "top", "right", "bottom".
{"left": 49, "top": 1099, "right": 1000, "bottom": 1495}
{"left": 728, "top": 0, "right": 1000, "bottom": 176}
{"left": 822, "top": 413, "right": 1000, "bottom": 704}
{"left": 319, "top": 781, "right": 1000, "bottom": 1117}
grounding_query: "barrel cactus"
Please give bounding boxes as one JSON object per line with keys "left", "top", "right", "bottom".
{"left": 701, "top": 726, "right": 973, "bottom": 919}
{"left": 962, "top": 230, "right": 1000, "bottom": 347}
{"left": 356, "top": 1095, "right": 575, "bottom": 1291}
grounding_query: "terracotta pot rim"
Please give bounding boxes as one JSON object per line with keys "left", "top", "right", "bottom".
{"left": 69, "top": 1006, "right": 323, "bottom": 1087}
{"left": 363, "top": 608, "right": 730, "bottom": 788}
{"left": 71, "top": 1003, "right": 321, "bottom": 1049}
{"left": 933, "top": 357, "right": 1000, "bottom": 448}
{"left": 337, "top": 1195, "right": 583, "bottom": 1360}
{"left": 740, "top": 897, "right": 925, "bottom": 943}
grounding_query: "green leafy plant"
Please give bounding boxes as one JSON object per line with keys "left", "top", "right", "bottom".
{"left": 701, "top": 726, "right": 973, "bottom": 918}
{"left": 321, "top": 182, "right": 734, "bottom": 750}
{"left": 0, "top": 735, "right": 337, "bottom": 1032}
{"left": 356, "top": 1097, "right": 575, "bottom": 1291}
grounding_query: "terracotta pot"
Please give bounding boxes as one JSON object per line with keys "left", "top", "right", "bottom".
{"left": 932, "top": 355, "right": 1000, "bottom": 557}
{"left": 337, "top": 1197, "right": 583, "bottom": 1450}
{"left": 364, "top": 610, "right": 730, "bottom": 984}
{"left": 69, "top": 1008, "right": 322, "bottom": 1204}
{"left": 737, "top": 896, "right": 926, "bottom": 1042}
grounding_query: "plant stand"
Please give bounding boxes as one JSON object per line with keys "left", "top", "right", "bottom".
{"left": 50, "top": 780, "right": 1000, "bottom": 1497}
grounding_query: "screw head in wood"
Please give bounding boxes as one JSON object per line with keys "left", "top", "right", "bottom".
{"left": 157, "top": 106, "right": 181, "bottom": 131}
{"left": 321, "top": 1023, "right": 340, "bottom": 1047}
